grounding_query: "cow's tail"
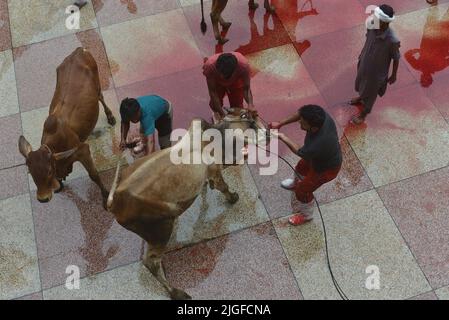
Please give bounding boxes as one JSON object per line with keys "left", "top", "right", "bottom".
{"left": 107, "top": 153, "right": 123, "bottom": 211}
{"left": 200, "top": 0, "right": 207, "bottom": 34}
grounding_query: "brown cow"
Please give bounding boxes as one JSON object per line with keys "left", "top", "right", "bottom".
{"left": 18, "top": 47, "right": 116, "bottom": 207}
{"left": 200, "top": 0, "right": 275, "bottom": 45}
{"left": 107, "top": 109, "right": 267, "bottom": 299}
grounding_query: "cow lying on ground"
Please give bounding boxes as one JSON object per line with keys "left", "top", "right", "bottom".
{"left": 18, "top": 47, "right": 116, "bottom": 208}
{"left": 107, "top": 109, "right": 266, "bottom": 299}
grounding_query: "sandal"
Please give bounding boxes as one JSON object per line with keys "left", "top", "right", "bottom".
{"left": 288, "top": 214, "right": 313, "bottom": 226}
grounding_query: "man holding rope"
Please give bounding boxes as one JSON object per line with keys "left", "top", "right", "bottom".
{"left": 269, "top": 105, "right": 342, "bottom": 226}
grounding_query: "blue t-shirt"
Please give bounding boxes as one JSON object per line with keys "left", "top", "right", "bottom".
{"left": 137, "top": 95, "right": 169, "bottom": 136}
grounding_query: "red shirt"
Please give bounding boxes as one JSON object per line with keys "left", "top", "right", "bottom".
{"left": 203, "top": 52, "right": 250, "bottom": 89}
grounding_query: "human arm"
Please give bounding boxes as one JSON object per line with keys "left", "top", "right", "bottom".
{"left": 120, "top": 121, "right": 130, "bottom": 150}
{"left": 207, "top": 78, "right": 225, "bottom": 118}
{"left": 388, "top": 42, "right": 401, "bottom": 85}
{"left": 141, "top": 134, "right": 155, "bottom": 156}
{"left": 269, "top": 112, "right": 301, "bottom": 130}
{"left": 243, "top": 73, "right": 255, "bottom": 111}
{"left": 275, "top": 132, "right": 301, "bottom": 155}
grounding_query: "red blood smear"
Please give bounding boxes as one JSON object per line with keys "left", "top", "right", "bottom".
{"left": 405, "top": 7, "right": 449, "bottom": 88}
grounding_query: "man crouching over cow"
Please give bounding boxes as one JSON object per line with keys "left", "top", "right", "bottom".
{"left": 119, "top": 95, "right": 173, "bottom": 156}
{"left": 18, "top": 48, "right": 116, "bottom": 208}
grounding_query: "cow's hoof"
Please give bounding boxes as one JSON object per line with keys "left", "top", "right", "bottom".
{"left": 229, "top": 192, "right": 239, "bottom": 204}
{"left": 265, "top": 5, "right": 275, "bottom": 13}
{"left": 170, "top": 288, "right": 192, "bottom": 300}
{"left": 107, "top": 115, "right": 116, "bottom": 126}
{"left": 55, "top": 180, "right": 64, "bottom": 193}
{"left": 249, "top": 2, "right": 259, "bottom": 10}
{"left": 217, "top": 37, "right": 229, "bottom": 45}
{"left": 221, "top": 22, "right": 232, "bottom": 30}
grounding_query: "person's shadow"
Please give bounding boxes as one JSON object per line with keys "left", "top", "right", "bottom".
{"left": 214, "top": 0, "right": 318, "bottom": 55}
{"left": 282, "top": 0, "right": 318, "bottom": 55}
{"left": 405, "top": 5, "right": 449, "bottom": 87}
{"left": 93, "top": 0, "right": 137, "bottom": 14}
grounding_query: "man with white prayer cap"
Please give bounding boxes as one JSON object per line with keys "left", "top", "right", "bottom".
{"left": 350, "top": 4, "right": 401, "bottom": 124}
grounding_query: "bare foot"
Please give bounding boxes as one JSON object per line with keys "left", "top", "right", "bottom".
{"left": 220, "top": 21, "right": 232, "bottom": 30}
{"left": 249, "top": 2, "right": 259, "bottom": 10}
{"left": 265, "top": 4, "right": 275, "bottom": 13}
{"left": 216, "top": 37, "right": 229, "bottom": 45}
{"left": 349, "top": 97, "right": 362, "bottom": 105}
{"left": 351, "top": 115, "right": 365, "bottom": 125}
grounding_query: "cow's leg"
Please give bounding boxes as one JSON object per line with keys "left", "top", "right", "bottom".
{"left": 208, "top": 165, "right": 239, "bottom": 204}
{"left": 99, "top": 93, "right": 116, "bottom": 126}
{"left": 144, "top": 245, "right": 191, "bottom": 300}
{"left": 217, "top": 0, "right": 231, "bottom": 29}
{"left": 77, "top": 143, "right": 109, "bottom": 208}
{"left": 122, "top": 216, "right": 191, "bottom": 300}
{"left": 211, "top": 0, "right": 229, "bottom": 44}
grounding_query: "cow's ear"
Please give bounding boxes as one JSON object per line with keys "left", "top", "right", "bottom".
{"left": 18, "top": 136, "right": 33, "bottom": 159}
{"left": 53, "top": 148, "right": 77, "bottom": 161}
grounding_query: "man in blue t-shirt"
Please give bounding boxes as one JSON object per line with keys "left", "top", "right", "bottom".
{"left": 119, "top": 95, "right": 173, "bottom": 156}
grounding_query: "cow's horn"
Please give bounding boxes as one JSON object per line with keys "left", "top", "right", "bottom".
{"left": 107, "top": 153, "right": 124, "bottom": 210}
{"left": 53, "top": 148, "right": 77, "bottom": 160}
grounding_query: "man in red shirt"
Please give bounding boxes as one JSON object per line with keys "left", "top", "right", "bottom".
{"left": 203, "top": 52, "right": 256, "bottom": 122}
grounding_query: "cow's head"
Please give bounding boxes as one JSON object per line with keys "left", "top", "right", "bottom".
{"left": 215, "top": 108, "right": 269, "bottom": 164}
{"left": 221, "top": 107, "right": 268, "bottom": 143}
{"left": 18, "top": 136, "right": 75, "bottom": 203}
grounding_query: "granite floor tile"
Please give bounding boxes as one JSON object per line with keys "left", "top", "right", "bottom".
{"left": 0, "top": 194, "right": 41, "bottom": 300}
{"left": 435, "top": 286, "right": 449, "bottom": 300}
{"left": 14, "top": 28, "right": 113, "bottom": 113}
{"left": 101, "top": 9, "right": 203, "bottom": 87}
{"left": 0, "top": 114, "right": 24, "bottom": 170}
{"left": 168, "top": 165, "right": 270, "bottom": 250}
{"left": 378, "top": 166, "right": 449, "bottom": 289}
{"left": 8, "top": 0, "right": 98, "bottom": 48}
{"left": 164, "top": 223, "right": 303, "bottom": 300}
{"left": 0, "top": 165, "right": 29, "bottom": 201}
{"left": 273, "top": 190, "right": 431, "bottom": 299}
{"left": 408, "top": 291, "right": 438, "bottom": 300}
{"left": 0, "top": 49, "right": 19, "bottom": 118}
{"left": 182, "top": 0, "right": 291, "bottom": 56}
{"left": 43, "top": 262, "right": 168, "bottom": 300}
{"left": 14, "top": 291, "right": 43, "bottom": 300}
{"left": 424, "top": 72, "right": 449, "bottom": 122}
{"left": 0, "top": 0, "right": 11, "bottom": 52}
{"left": 340, "top": 84, "right": 449, "bottom": 187}
{"left": 92, "top": 0, "right": 179, "bottom": 27}
{"left": 32, "top": 170, "right": 143, "bottom": 290}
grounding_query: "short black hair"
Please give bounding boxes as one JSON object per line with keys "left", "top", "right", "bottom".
{"left": 216, "top": 53, "right": 238, "bottom": 79}
{"left": 379, "top": 4, "right": 394, "bottom": 18}
{"left": 120, "top": 98, "right": 140, "bottom": 122}
{"left": 298, "top": 105, "right": 326, "bottom": 128}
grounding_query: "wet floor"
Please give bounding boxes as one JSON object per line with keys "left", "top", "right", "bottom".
{"left": 1, "top": 0, "right": 449, "bottom": 300}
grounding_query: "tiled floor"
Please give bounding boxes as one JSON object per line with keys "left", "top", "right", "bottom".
{"left": 1, "top": 0, "right": 449, "bottom": 300}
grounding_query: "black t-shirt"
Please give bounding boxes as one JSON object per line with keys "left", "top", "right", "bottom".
{"left": 297, "top": 112, "right": 342, "bottom": 172}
